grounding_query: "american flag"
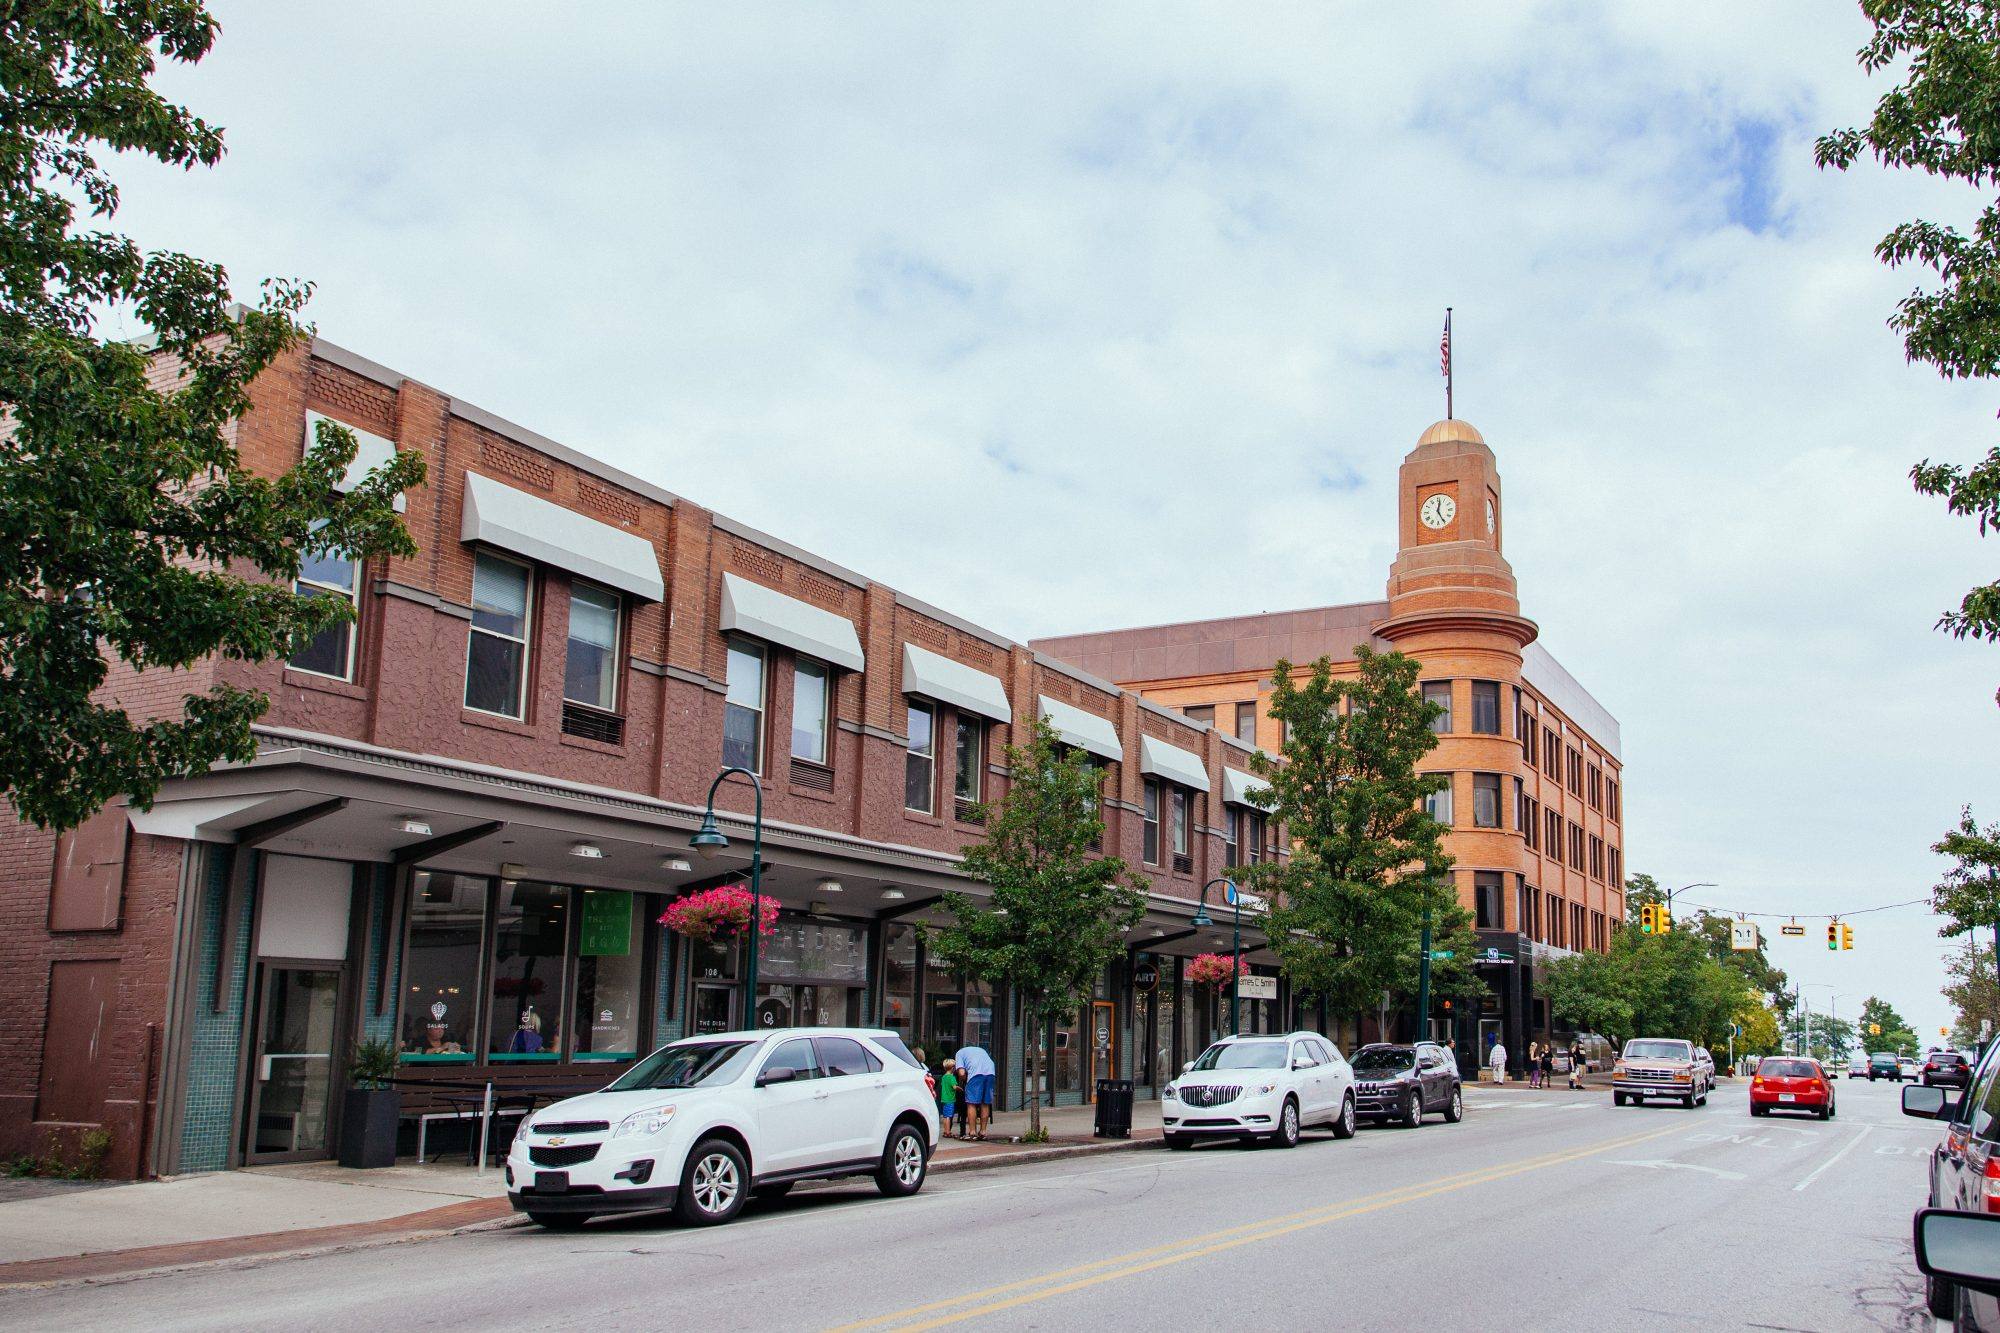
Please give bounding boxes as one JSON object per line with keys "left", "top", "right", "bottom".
{"left": 1440, "top": 312, "right": 1451, "bottom": 381}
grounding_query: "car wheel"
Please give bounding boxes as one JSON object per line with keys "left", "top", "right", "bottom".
{"left": 1270, "top": 1098, "right": 1301, "bottom": 1149}
{"left": 1443, "top": 1086, "right": 1463, "bottom": 1123}
{"left": 1614, "top": 1092, "right": 1628, "bottom": 1107}
{"left": 1165, "top": 1133, "right": 1193, "bottom": 1151}
{"left": 1331, "top": 1093, "right": 1358, "bottom": 1139}
{"left": 1402, "top": 1091, "right": 1424, "bottom": 1129}
{"left": 1682, "top": 1094, "right": 1695, "bottom": 1108}
{"left": 1750, "top": 1103, "right": 1765, "bottom": 1117}
{"left": 526, "top": 1212, "right": 589, "bottom": 1231}
{"left": 876, "top": 1123, "right": 928, "bottom": 1198}
{"left": 1697, "top": 1083, "right": 1709, "bottom": 1106}
{"left": 1928, "top": 1272, "right": 1958, "bottom": 1320}
{"left": 752, "top": 1182, "right": 794, "bottom": 1200}
{"left": 1828, "top": 1099, "right": 1836, "bottom": 1120}
{"left": 674, "top": 1138, "right": 749, "bottom": 1227}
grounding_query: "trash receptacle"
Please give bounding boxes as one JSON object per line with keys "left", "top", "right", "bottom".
{"left": 1094, "top": 1079, "right": 1134, "bottom": 1138}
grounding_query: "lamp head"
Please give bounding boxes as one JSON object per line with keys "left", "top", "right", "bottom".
{"left": 1191, "top": 907, "right": 1213, "bottom": 929}
{"left": 690, "top": 814, "right": 730, "bottom": 860}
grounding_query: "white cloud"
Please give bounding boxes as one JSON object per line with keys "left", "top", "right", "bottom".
{"left": 113, "top": 0, "right": 1998, "bottom": 1036}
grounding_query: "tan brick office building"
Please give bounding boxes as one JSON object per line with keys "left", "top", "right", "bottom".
{"left": 1033, "top": 419, "right": 1625, "bottom": 1070}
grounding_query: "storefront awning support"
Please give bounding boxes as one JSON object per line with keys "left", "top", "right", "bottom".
{"left": 1131, "top": 927, "right": 1198, "bottom": 955}
{"left": 876, "top": 894, "right": 944, "bottom": 921}
{"left": 212, "top": 797, "right": 349, "bottom": 1013}
{"left": 392, "top": 820, "right": 504, "bottom": 866}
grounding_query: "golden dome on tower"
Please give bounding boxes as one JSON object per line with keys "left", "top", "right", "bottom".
{"left": 1416, "top": 418, "right": 1485, "bottom": 447}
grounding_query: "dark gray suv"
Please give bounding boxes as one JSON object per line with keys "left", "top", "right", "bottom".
{"left": 1350, "top": 1042, "right": 1463, "bottom": 1127}
{"left": 1904, "top": 1041, "right": 2000, "bottom": 1327}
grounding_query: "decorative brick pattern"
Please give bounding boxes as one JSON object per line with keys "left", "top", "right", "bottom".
{"left": 477, "top": 431, "right": 555, "bottom": 491}
{"left": 579, "top": 479, "right": 643, "bottom": 528}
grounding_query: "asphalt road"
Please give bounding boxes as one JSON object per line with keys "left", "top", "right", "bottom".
{"left": 2, "top": 1076, "right": 1944, "bottom": 1331}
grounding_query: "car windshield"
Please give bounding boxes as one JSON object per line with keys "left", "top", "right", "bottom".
{"left": 1351, "top": 1049, "right": 1417, "bottom": 1077}
{"left": 1761, "top": 1059, "right": 1816, "bottom": 1079}
{"left": 605, "top": 1040, "right": 758, "bottom": 1091}
{"left": 1623, "top": 1041, "right": 1691, "bottom": 1061}
{"left": 1936, "top": 1053, "right": 1965, "bottom": 1066}
{"left": 1189, "top": 1041, "right": 1287, "bottom": 1071}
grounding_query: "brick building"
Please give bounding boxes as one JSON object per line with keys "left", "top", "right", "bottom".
{"left": 2, "top": 336, "right": 1305, "bottom": 1179}
{"left": 1032, "top": 418, "right": 1626, "bottom": 1070}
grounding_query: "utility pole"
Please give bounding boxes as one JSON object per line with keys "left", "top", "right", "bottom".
{"left": 1417, "top": 903, "right": 1432, "bottom": 1043}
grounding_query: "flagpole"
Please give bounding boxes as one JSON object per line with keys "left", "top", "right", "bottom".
{"left": 1445, "top": 307, "right": 1453, "bottom": 419}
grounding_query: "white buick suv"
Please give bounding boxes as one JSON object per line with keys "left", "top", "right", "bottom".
{"left": 1162, "top": 1032, "right": 1357, "bottom": 1148}
{"left": 506, "top": 1027, "right": 939, "bottom": 1229}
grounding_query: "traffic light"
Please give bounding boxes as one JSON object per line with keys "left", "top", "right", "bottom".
{"left": 1826, "top": 922, "right": 1839, "bottom": 950}
{"left": 1640, "top": 904, "right": 1657, "bottom": 934}
{"left": 1842, "top": 923, "right": 1854, "bottom": 951}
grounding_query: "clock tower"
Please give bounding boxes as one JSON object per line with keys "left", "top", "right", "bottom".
{"left": 1380, "top": 417, "right": 1537, "bottom": 648}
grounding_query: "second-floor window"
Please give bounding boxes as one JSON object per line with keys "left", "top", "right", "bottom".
{"left": 291, "top": 538, "right": 359, "bottom": 681}
{"left": 723, "top": 637, "right": 767, "bottom": 773}
{"left": 1470, "top": 681, "right": 1501, "bottom": 734}
{"left": 1422, "top": 681, "right": 1452, "bottom": 733}
{"left": 1235, "top": 701, "right": 1257, "bottom": 744}
{"left": 1247, "top": 810, "right": 1269, "bottom": 864}
{"left": 1142, "top": 779, "right": 1161, "bottom": 864}
{"left": 1424, "top": 777, "right": 1453, "bottom": 826}
{"left": 1472, "top": 772, "right": 1501, "bottom": 828}
{"left": 1474, "top": 872, "right": 1503, "bottom": 929}
{"left": 1171, "top": 788, "right": 1190, "bottom": 859}
{"left": 791, "top": 657, "right": 830, "bottom": 765}
{"left": 953, "top": 715, "right": 983, "bottom": 811}
{"left": 904, "top": 701, "right": 935, "bottom": 813}
{"left": 1184, "top": 704, "right": 1213, "bottom": 726}
{"left": 563, "top": 582, "right": 620, "bottom": 712}
{"left": 1224, "top": 808, "right": 1242, "bottom": 866}
{"left": 466, "top": 552, "right": 533, "bottom": 718}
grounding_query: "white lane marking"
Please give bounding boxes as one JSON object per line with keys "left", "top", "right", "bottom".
{"left": 1606, "top": 1158, "right": 1747, "bottom": 1181}
{"left": 1794, "top": 1122, "right": 1874, "bottom": 1192}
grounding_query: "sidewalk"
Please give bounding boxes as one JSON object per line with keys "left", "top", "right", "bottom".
{"left": 0, "top": 1100, "right": 1160, "bottom": 1288}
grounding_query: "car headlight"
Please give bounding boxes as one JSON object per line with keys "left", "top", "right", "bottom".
{"left": 613, "top": 1104, "right": 678, "bottom": 1138}
{"left": 1163, "top": 1084, "right": 1178, "bottom": 1100}
{"left": 1252, "top": 1082, "right": 1279, "bottom": 1096}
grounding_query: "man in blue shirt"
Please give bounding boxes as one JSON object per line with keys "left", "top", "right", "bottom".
{"left": 953, "top": 1043, "right": 996, "bottom": 1140}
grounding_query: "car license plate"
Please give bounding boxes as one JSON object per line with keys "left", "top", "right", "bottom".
{"left": 1778, "top": 1093, "right": 1796, "bottom": 1102}
{"left": 535, "top": 1171, "right": 570, "bottom": 1193}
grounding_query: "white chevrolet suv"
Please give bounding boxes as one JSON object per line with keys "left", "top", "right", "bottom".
{"left": 1162, "top": 1032, "right": 1357, "bottom": 1148}
{"left": 507, "top": 1027, "right": 938, "bottom": 1229}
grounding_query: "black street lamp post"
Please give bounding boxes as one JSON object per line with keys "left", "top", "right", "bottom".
{"left": 689, "top": 766, "right": 766, "bottom": 1024}
{"left": 1191, "top": 877, "right": 1242, "bottom": 1036}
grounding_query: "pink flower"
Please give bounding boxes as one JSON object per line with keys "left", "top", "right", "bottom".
{"left": 658, "top": 883, "right": 780, "bottom": 941}
{"left": 1186, "top": 953, "right": 1246, "bottom": 987}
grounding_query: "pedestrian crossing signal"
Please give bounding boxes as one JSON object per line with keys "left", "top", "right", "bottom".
{"left": 1841, "top": 923, "right": 1854, "bottom": 950}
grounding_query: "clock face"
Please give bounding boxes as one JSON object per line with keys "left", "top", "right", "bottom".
{"left": 1419, "top": 493, "right": 1457, "bottom": 530}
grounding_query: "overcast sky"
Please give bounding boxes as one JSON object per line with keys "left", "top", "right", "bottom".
{"left": 120, "top": 3, "right": 1998, "bottom": 1041}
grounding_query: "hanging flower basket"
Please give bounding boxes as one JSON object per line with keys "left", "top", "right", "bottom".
{"left": 659, "top": 884, "right": 779, "bottom": 942}
{"left": 1186, "top": 953, "right": 1246, "bottom": 988}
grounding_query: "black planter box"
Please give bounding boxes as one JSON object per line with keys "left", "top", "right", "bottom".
{"left": 338, "top": 1087, "right": 401, "bottom": 1169}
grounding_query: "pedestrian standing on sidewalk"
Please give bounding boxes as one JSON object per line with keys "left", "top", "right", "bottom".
{"left": 1568, "top": 1041, "right": 1585, "bottom": 1090}
{"left": 938, "top": 1059, "right": 960, "bottom": 1136}
{"left": 954, "top": 1042, "right": 996, "bottom": 1140}
{"left": 1488, "top": 1039, "right": 1507, "bottom": 1085}
{"left": 1526, "top": 1041, "right": 1541, "bottom": 1088}
{"left": 1540, "top": 1045, "right": 1554, "bottom": 1088}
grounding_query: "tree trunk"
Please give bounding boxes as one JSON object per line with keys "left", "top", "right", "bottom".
{"left": 1028, "top": 1000, "right": 1043, "bottom": 1139}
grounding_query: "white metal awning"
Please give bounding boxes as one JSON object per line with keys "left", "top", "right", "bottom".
{"left": 310, "top": 411, "right": 405, "bottom": 513}
{"left": 460, "top": 472, "right": 665, "bottom": 601}
{"left": 720, "top": 573, "right": 864, "bottom": 672}
{"left": 902, "top": 644, "right": 1011, "bottom": 722}
{"left": 1139, "top": 735, "right": 1210, "bottom": 792}
{"left": 1221, "top": 767, "right": 1271, "bottom": 808}
{"left": 1037, "top": 696, "right": 1123, "bottom": 761}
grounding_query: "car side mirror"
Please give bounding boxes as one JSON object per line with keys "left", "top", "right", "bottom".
{"left": 756, "top": 1066, "right": 797, "bottom": 1087}
{"left": 1292, "top": 1058, "right": 1310, "bottom": 1071}
{"left": 1182, "top": 1062, "right": 1194, "bottom": 1076}
{"left": 1916, "top": 1209, "right": 2000, "bottom": 1296}
{"left": 1903, "top": 1084, "right": 1949, "bottom": 1120}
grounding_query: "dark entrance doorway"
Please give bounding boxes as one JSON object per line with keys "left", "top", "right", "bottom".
{"left": 246, "top": 966, "right": 342, "bottom": 1162}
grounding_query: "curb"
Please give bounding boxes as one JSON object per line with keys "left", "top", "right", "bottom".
{"left": 0, "top": 1134, "right": 1163, "bottom": 1291}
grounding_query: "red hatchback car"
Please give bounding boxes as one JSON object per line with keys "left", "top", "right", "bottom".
{"left": 1751, "top": 1057, "right": 1837, "bottom": 1119}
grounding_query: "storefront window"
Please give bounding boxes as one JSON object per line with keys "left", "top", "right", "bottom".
{"left": 756, "top": 917, "right": 868, "bottom": 1030}
{"left": 1052, "top": 1008, "right": 1082, "bottom": 1095}
{"left": 488, "top": 881, "right": 568, "bottom": 1060}
{"left": 572, "top": 890, "right": 642, "bottom": 1061}
{"left": 400, "top": 872, "right": 487, "bottom": 1060}
{"left": 881, "top": 923, "right": 917, "bottom": 1049}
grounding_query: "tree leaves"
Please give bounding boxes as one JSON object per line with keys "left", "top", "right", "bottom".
{"left": 1929, "top": 805, "right": 2000, "bottom": 936}
{"left": 0, "top": 5, "right": 426, "bottom": 829}
{"left": 1817, "top": 0, "right": 2000, "bottom": 647}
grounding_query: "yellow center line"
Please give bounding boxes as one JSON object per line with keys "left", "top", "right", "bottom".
{"left": 832, "top": 1122, "right": 1681, "bottom": 1332}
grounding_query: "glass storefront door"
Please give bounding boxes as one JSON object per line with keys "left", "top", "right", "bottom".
{"left": 1087, "top": 1000, "right": 1118, "bottom": 1099}
{"left": 247, "top": 967, "right": 342, "bottom": 1162}
{"left": 693, "top": 982, "right": 736, "bottom": 1035}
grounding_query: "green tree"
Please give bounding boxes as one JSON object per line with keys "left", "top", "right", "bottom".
{"left": 1817, "top": 3, "right": 2000, "bottom": 646}
{"left": 1858, "top": 995, "right": 1921, "bottom": 1054}
{"left": 1, "top": 1, "right": 425, "bottom": 831}
{"left": 1735, "top": 1001, "right": 1783, "bottom": 1060}
{"left": 1545, "top": 898, "right": 1754, "bottom": 1053}
{"left": 1931, "top": 807, "right": 2000, "bottom": 941}
{"left": 1540, "top": 948, "right": 1634, "bottom": 1041}
{"left": 925, "top": 719, "right": 1146, "bottom": 1140}
{"left": 1240, "top": 647, "right": 1480, "bottom": 1033}
{"left": 1944, "top": 940, "right": 2000, "bottom": 1047}
{"left": 1687, "top": 909, "right": 1791, "bottom": 1007}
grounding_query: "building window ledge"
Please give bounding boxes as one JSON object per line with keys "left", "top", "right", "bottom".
{"left": 282, "top": 669, "right": 370, "bottom": 702}
{"left": 461, "top": 708, "right": 536, "bottom": 738}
